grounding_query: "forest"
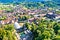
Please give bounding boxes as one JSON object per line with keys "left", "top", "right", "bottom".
{"left": 25, "top": 19, "right": 60, "bottom": 40}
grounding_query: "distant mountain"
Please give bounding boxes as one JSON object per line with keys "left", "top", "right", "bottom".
{"left": 0, "top": 0, "right": 60, "bottom": 9}
{"left": 52, "top": 0, "right": 60, "bottom": 5}
{"left": 0, "top": 0, "right": 52, "bottom": 3}
{"left": 0, "top": 0, "right": 59, "bottom": 5}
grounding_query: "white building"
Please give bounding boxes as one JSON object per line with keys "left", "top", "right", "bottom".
{"left": 14, "top": 22, "right": 22, "bottom": 29}
{"left": 48, "top": 12, "right": 53, "bottom": 15}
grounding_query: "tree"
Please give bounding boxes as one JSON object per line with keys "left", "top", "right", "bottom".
{"left": 0, "top": 24, "right": 17, "bottom": 40}
{"left": 25, "top": 19, "right": 60, "bottom": 40}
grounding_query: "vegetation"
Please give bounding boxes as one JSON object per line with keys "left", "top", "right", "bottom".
{"left": 0, "top": 16, "right": 7, "bottom": 20}
{"left": 56, "top": 10, "right": 60, "bottom": 14}
{"left": 0, "top": 4, "right": 13, "bottom": 12}
{"left": 19, "top": 1, "right": 59, "bottom": 10}
{"left": 0, "top": 24, "right": 17, "bottom": 40}
{"left": 25, "top": 19, "right": 60, "bottom": 40}
{"left": 0, "top": 1, "right": 58, "bottom": 10}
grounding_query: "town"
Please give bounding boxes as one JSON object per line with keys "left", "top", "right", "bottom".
{"left": 0, "top": 0, "right": 60, "bottom": 40}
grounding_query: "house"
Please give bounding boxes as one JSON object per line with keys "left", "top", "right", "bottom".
{"left": 0, "top": 20, "right": 4, "bottom": 24}
{"left": 14, "top": 22, "right": 22, "bottom": 29}
{"left": 0, "top": 16, "right": 16, "bottom": 24}
{"left": 56, "top": 9, "right": 59, "bottom": 11}
{"left": 45, "top": 12, "right": 56, "bottom": 19}
{"left": 28, "top": 12, "right": 35, "bottom": 15}
{"left": 0, "top": 19, "right": 10, "bottom": 25}
{"left": 55, "top": 14, "right": 60, "bottom": 22}
{"left": 28, "top": 18, "right": 37, "bottom": 23}
{"left": 55, "top": 14, "right": 60, "bottom": 19}
{"left": 34, "top": 15, "right": 40, "bottom": 18}
{"left": 14, "top": 22, "right": 24, "bottom": 33}
{"left": 11, "top": 20, "right": 15, "bottom": 23}
{"left": 39, "top": 14, "right": 46, "bottom": 17}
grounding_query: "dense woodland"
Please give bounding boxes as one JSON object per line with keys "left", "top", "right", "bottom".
{"left": 25, "top": 19, "right": 60, "bottom": 40}
{"left": 0, "top": 24, "right": 17, "bottom": 40}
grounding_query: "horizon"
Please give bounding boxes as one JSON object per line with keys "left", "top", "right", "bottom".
{"left": 0, "top": 0, "right": 52, "bottom": 3}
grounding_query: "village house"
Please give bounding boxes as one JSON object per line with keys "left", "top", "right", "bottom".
{"left": 54, "top": 14, "right": 60, "bottom": 22}
{"left": 55, "top": 14, "right": 60, "bottom": 19}
{"left": 28, "top": 12, "right": 36, "bottom": 15}
{"left": 0, "top": 20, "right": 10, "bottom": 24}
{"left": 0, "top": 16, "right": 16, "bottom": 25}
{"left": 28, "top": 17, "right": 38, "bottom": 23}
{"left": 39, "top": 13, "right": 46, "bottom": 17}
{"left": 45, "top": 12, "right": 56, "bottom": 19}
